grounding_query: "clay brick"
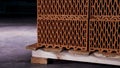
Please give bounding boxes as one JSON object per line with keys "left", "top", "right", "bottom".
{"left": 37, "top": 0, "right": 89, "bottom": 52}
{"left": 89, "top": 0, "right": 120, "bottom": 55}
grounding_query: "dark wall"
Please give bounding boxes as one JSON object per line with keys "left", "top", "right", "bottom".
{"left": 0, "top": 0, "right": 36, "bottom": 17}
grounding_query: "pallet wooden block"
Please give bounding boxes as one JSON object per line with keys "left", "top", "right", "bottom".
{"left": 31, "top": 57, "right": 48, "bottom": 64}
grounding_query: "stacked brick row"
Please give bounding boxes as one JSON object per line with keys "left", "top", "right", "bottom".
{"left": 37, "top": 0, "right": 89, "bottom": 52}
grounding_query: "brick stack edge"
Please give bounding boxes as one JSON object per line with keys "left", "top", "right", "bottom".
{"left": 37, "top": 0, "right": 120, "bottom": 55}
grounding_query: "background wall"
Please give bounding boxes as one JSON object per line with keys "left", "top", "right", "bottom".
{"left": 0, "top": 0, "right": 36, "bottom": 17}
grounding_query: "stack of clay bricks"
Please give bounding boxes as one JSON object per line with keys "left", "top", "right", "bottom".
{"left": 37, "top": 0, "right": 120, "bottom": 55}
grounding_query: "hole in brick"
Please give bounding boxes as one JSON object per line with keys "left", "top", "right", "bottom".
{"left": 111, "top": 51, "right": 116, "bottom": 54}
{"left": 107, "top": 8, "right": 109, "bottom": 15}
{"left": 103, "top": 37, "right": 105, "bottom": 42}
{"left": 82, "top": 48, "right": 85, "bottom": 50}
{"left": 91, "top": 41, "right": 93, "bottom": 46}
{"left": 114, "top": 3, "right": 117, "bottom": 15}
{"left": 106, "top": 23, "right": 108, "bottom": 28}
{"left": 115, "top": 43, "right": 118, "bottom": 49}
{"left": 48, "top": 46, "right": 53, "bottom": 48}
{"left": 105, "top": 42, "right": 107, "bottom": 47}
{"left": 108, "top": 27, "right": 110, "bottom": 33}
{"left": 116, "top": 22, "right": 118, "bottom": 28}
{"left": 95, "top": 3, "right": 97, "bottom": 10}
{"left": 113, "top": 27, "right": 115, "bottom": 33}
{"left": 41, "top": 45, "right": 45, "bottom": 48}
{"left": 102, "top": 7, "right": 104, "bottom": 14}
{"left": 118, "top": 37, "right": 120, "bottom": 45}
{"left": 108, "top": 37, "right": 110, "bottom": 43}
{"left": 112, "top": 7, "right": 114, "bottom": 15}
{"left": 110, "top": 32, "right": 112, "bottom": 38}
{"left": 113, "top": 37, "right": 115, "bottom": 43}
{"left": 95, "top": 50, "right": 98, "bottom": 52}
{"left": 77, "top": 48, "right": 81, "bottom": 50}
{"left": 91, "top": 48, "right": 94, "bottom": 50}
{"left": 103, "top": 50, "right": 107, "bottom": 53}
{"left": 98, "top": 36, "right": 100, "bottom": 42}
{"left": 69, "top": 47, "right": 74, "bottom": 50}
{"left": 100, "top": 2, "right": 102, "bottom": 9}
{"left": 99, "top": 28, "right": 101, "bottom": 32}
{"left": 118, "top": 27, "right": 120, "bottom": 34}
{"left": 55, "top": 46, "right": 60, "bottom": 49}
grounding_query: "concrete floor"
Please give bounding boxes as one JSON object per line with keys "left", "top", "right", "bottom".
{"left": 0, "top": 17, "right": 119, "bottom": 68}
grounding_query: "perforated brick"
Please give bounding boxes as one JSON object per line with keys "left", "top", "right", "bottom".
{"left": 89, "top": 0, "right": 120, "bottom": 55}
{"left": 37, "top": 0, "right": 89, "bottom": 51}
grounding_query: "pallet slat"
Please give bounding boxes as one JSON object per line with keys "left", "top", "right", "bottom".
{"left": 32, "top": 49, "right": 120, "bottom": 66}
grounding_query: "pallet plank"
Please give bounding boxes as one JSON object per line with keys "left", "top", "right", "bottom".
{"left": 32, "top": 49, "right": 120, "bottom": 66}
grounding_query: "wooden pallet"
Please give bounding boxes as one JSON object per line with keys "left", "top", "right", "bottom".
{"left": 26, "top": 43, "right": 120, "bottom": 66}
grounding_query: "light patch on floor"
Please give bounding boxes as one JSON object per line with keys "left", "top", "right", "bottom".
{"left": 0, "top": 25, "right": 37, "bottom": 62}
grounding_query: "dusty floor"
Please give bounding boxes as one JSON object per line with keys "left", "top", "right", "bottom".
{"left": 0, "top": 17, "right": 119, "bottom": 68}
